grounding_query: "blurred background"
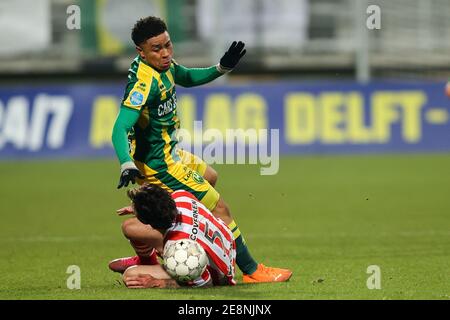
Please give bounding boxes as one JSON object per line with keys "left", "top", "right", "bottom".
{"left": 1, "top": 0, "right": 449, "bottom": 158}
{"left": 1, "top": 0, "right": 450, "bottom": 82}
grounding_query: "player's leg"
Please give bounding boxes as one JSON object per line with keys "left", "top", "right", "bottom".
{"left": 109, "top": 217, "right": 162, "bottom": 273}
{"left": 203, "top": 166, "right": 218, "bottom": 188}
{"left": 209, "top": 198, "right": 255, "bottom": 274}
{"left": 135, "top": 161, "right": 292, "bottom": 283}
{"left": 140, "top": 162, "right": 255, "bottom": 278}
{"left": 121, "top": 217, "right": 164, "bottom": 253}
{"left": 208, "top": 197, "right": 292, "bottom": 283}
{"left": 123, "top": 265, "right": 180, "bottom": 289}
{"left": 136, "top": 161, "right": 257, "bottom": 273}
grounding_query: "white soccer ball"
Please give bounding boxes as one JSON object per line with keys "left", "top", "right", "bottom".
{"left": 163, "top": 239, "right": 208, "bottom": 283}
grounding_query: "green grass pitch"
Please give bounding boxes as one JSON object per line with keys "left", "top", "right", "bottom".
{"left": 0, "top": 154, "right": 449, "bottom": 300}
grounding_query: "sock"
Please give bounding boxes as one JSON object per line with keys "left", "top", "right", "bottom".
{"left": 229, "top": 220, "right": 258, "bottom": 275}
{"left": 130, "top": 240, "right": 158, "bottom": 264}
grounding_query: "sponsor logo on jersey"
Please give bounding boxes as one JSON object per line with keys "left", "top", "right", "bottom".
{"left": 190, "top": 200, "right": 200, "bottom": 241}
{"left": 158, "top": 94, "right": 177, "bottom": 116}
{"left": 130, "top": 91, "right": 144, "bottom": 106}
{"left": 136, "top": 82, "right": 147, "bottom": 91}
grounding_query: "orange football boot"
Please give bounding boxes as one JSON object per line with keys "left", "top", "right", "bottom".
{"left": 243, "top": 264, "right": 293, "bottom": 283}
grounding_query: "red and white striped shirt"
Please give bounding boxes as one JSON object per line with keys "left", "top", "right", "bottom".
{"left": 164, "top": 190, "right": 236, "bottom": 287}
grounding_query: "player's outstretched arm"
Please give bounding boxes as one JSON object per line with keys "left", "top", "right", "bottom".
{"left": 174, "top": 41, "right": 246, "bottom": 87}
{"left": 111, "top": 107, "right": 145, "bottom": 188}
{"left": 116, "top": 205, "right": 134, "bottom": 216}
{"left": 217, "top": 41, "right": 247, "bottom": 73}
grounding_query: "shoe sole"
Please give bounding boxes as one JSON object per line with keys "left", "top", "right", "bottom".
{"left": 108, "top": 258, "right": 136, "bottom": 274}
{"left": 243, "top": 272, "right": 293, "bottom": 284}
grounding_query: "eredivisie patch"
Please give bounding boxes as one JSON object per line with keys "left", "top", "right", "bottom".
{"left": 130, "top": 91, "right": 144, "bottom": 106}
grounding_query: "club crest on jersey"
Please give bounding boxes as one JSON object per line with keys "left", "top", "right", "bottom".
{"left": 192, "top": 172, "right": 205, "bottom": 184}
{"left": 130, "top": 91, "right": 144, "bottom": 106}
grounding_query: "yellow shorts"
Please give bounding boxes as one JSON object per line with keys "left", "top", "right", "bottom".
{"left": 134, "top": 150, "right": 220, "bottom": 211}
{"left": 177, "top": 149, "right": 208, "bottom": 176}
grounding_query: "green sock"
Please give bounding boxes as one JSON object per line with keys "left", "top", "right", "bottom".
{"left": 229, "top": 220, "right": 258, "bottom": 275}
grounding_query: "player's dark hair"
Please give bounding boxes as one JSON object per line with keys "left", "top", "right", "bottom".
{"left": 127, "top": 184, "right": 177, "bottom": 230}
{"left": 131, "top": 16, "right": 168, "bottom": 46}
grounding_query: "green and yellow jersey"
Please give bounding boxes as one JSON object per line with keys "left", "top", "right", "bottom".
{"left": 112, "top": 56, "right": 223, "bottom": 172}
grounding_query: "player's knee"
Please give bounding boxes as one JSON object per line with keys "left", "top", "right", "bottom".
{"left": 123, "top": 265, "right": 138, "bottom": 278}
{"left": 215, "top": 198, "right": 230, "bottom": 215}
{"left": 121, "top": 218, "right": 139, "bottom": 239}
{"left": 212, "top": 197, "right": 232, "bottom": 223}
{"left": 204, "top": 166, "right": 218, "bottom": 187}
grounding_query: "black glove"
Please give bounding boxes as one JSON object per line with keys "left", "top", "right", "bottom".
{"left": 219, "top": 41, "right": 246, "bottom": 71}
{"left": 117, "top": 167, "right": 145, "bottom": 189}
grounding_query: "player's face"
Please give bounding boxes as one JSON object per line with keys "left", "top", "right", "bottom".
{"left": 137, "top": 31, "right": 173, "bottom": 72}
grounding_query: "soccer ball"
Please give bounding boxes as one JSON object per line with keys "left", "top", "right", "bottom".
{"left": 163, "top": 239, "right": 208, "bottom": 283}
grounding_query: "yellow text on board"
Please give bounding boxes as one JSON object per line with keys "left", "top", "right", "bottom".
{"left": 88, "top": 91, "right": 428, "bottom": 148}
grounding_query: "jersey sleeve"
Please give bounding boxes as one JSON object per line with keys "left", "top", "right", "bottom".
{"left": 172, "top": 60, "right": 223, "bottom": 88}
{"left": 122, "top": 79, "right": 154, "bottom": 111}
{"left": 111, "top": 106, "right": 141, "bottom": 165}
{"left": 113, "top": 65, "right": 157, "bottom": 165}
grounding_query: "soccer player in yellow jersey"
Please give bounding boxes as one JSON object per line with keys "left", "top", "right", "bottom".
{"left": 110, "top": 16, "right": 292, "bottom": 283}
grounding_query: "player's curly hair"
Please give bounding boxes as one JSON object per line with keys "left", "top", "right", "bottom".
{"left": 127, "top": 183, "right": 177, "bottom": 230}
{"left": 131, "top": 16, "right": 168, "bottom": 46}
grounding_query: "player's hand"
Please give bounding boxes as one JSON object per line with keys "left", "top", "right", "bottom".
{"left": 116, "top": 206, "right": 134, "bottom": 216}
{"left": 124, "top": 274, "right": 158, "bottom": 289}
{"left": 117, "top": 162, "right": 145, "bottom": 189}
{"left": 219, "top": 41, "right": 246, "bottom": 71}
{"left": 124, "top": 274, "right": 180, "bottom": 289}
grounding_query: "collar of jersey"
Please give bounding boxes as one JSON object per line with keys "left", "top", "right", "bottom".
{"left": 138, "top": 56, "right": 168, "bottom": 75}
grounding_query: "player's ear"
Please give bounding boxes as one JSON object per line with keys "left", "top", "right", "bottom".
{"left": 136, "top": 46, "right": 145, "bottom": 59}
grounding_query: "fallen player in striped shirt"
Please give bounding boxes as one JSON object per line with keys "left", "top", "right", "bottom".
{"left": 111, "top": 184, "right": 244, "bottom": 288}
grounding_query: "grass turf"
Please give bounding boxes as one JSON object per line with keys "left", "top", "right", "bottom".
{"left": 0, "top": 154, "right": 449, "bottom": 300}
